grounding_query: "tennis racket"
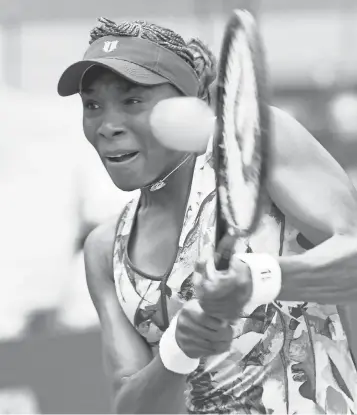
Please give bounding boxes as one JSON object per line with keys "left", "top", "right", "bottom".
{"left": 213, "top": 9, "right": 271, "bottom": 271}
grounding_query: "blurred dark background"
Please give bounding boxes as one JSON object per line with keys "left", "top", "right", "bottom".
{"left": 0, "top": 0, "right": 356, "bottom": 413}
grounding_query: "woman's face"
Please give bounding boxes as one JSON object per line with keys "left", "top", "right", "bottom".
{"left": 80, "top": 67, "right": 184, "bottom": 191}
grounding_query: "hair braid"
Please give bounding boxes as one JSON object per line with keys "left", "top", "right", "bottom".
{"left": 89, "top": 17, "right": 217, "bottom": 103}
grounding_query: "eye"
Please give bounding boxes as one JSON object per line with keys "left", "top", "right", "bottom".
{"left": 83, "top": 100, "right": 100, "bottom": 110}
{"left": 123, "top": 97, "right": 142, "bottom": 106}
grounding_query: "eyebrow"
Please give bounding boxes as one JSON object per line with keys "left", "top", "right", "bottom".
{"left": 80, "top": 87, "right": 94, "bottom": 95}
{"left": 80, "top": 83, "right": 144, "bottom": 96}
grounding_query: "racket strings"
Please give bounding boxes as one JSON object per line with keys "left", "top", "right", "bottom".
{"left": 218, "top": 14, "right": 262, "bottom": 234}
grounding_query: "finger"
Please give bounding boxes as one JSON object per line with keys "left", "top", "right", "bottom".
{"left": 198, "top": 277, "right": 240, "bottom": 300}
{"left": 180, "top": 336, "right": 218, "bottom": 358}
{"left": 200, "top": 305, "right": 241, "bottom": 323}
{"left": 200, "top": 296, "right": 242, "bottom": 315}
{"left": 185, "top": 299, "right": 226, "bottom": 330}
{"left": 201, "top": 312, "right": 227, "bottom": 332}
{"left": 194, "top": 259, "right": 206, "bottom": 275}
{"left": 193, "top": 271, "right": 204, "bottom": 297}
{"left": 202, "top": 261, "right": 252, "bottom": 295}
{"left": 211, "top": 340, "right": 232, "bottom": 355}
{"left": 200, "top": 298, "right": 236, "bottom": 313}
{"left": 184, "top": 335, "right": 232, "bottom": 357}
{"left": 188, "top": 321, "right": 225, "bottom": 342}
{"left": 200, "top": 287, "right": 251, "bottom": 308}
{"left": 194, "top": 257, "right": 222, "bottom": 286}
{"left": 217, "top": 325, "right": 234, "bottom": 342}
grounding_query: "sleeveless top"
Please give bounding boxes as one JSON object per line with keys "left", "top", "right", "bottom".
{"left": 113, "top": 146, "right": 357, "bottom": 414}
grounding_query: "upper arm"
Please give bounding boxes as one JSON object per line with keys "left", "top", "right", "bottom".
{"left": 84, "top": 218, "right": 153, "bottom": 386}
{"left": 267, "top": 106, "right": 357, "bottom": 244}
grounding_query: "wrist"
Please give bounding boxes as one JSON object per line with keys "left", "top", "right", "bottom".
{"left": 236, "top": 253, "right": 282, "bottom": 315}
{"left": 159, "top": 313, "right": 200, "bottom": 375}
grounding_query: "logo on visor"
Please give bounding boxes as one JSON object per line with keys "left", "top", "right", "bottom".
{"left": 103, "top": 40, "right": 119, "bottom": 53}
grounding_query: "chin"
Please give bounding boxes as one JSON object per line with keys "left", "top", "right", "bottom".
{"left": 111, "top": 175, "right": 154, "bottom": 192}
{"left": 114, "top": 181, "right": 141, "bottom": 192}
{"left": 107, "top": 168, "right": 161, "bottom": 193}
{"left": 103, "top": 170, "right": 138, "bottom": 192}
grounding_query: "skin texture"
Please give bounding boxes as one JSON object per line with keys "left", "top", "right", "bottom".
{"left": 197, "top": 106, "right": 357, "bottom": 314}
{"left": 84, "top": 220, "right": 186, "bottom": 414}
{"left": 82, "top": 70, "right": 357, "bottom": 413}
{"left": 268, "top": 106, "right": 357, "bottom": 305}
{"left": 83, "top": 69, "right": 233, "bottom": 413}
{"left": 81, "top": 68, "right": 187, "bottom": 192}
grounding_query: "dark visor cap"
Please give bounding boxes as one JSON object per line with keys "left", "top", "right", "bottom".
{"left": 57, "top": 35, "right": 199, "bottom": 97}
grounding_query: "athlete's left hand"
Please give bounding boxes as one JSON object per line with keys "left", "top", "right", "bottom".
{"left": 194, "top": 247, "right": 253, "bottom": 322}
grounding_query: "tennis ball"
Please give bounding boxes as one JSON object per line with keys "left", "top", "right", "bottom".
{"left": 150, "top": 97, "right": 216, "bottom": 153}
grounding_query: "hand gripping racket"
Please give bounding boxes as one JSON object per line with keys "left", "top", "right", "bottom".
{"left": 213, "top": 9, "right": 271, "bottom": 271}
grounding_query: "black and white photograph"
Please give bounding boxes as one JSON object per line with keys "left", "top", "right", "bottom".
{"left": 1, "top": 0, "right": 357, "bottom": 413}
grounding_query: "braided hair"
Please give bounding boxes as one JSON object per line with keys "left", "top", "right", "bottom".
{"left": 89, "top": 18, "right": 217, "bottom": 103}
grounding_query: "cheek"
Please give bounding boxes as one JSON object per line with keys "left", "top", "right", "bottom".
{"left": 133, "top": 114, "right": 181, "bottom": 173}
{"left": 143, "top": 132, "right": 173, "bottom": 167}
{"left": 82, "top": 117, "right": 97, "bottom": 147}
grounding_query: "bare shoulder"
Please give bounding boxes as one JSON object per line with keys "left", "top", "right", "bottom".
{"left": 83, "top": 213, "right": 153, "bottom": 381}
{"left": 83, "top": 215, "right": 120, "bottom": 305}
{"left": 84, "top": 216, "right": 118, "bottom": 271}
{"left": 269, "top": 105, "right": 303, "bottom": 133}
{"left": 268, "top": 105, "right": 327, "bottom": 164}
{"left": 268, "top": 105, "right": 352, "bottom": 175}
{"left": 267, "top": 106, "right": 357, "bottom": 240}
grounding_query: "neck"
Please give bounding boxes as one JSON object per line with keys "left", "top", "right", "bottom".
{"left": 139, "top": 155, "right": 196, "bottom": 211}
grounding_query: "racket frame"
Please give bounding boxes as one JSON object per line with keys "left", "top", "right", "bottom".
{"left": 213, "top": 9, "right": 271, "bottom": 269}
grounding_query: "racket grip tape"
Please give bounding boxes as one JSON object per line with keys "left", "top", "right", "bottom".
{"left": 215, "top": 233, "right": 238, "bottom": 270}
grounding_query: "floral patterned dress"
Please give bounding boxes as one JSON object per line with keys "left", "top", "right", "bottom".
{"left": 113, "top": 147, "right": 357, "bottom": 414}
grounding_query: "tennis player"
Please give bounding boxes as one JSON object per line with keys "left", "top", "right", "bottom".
{"left": 58, "top": 18, "right": 357, "bottom": 414}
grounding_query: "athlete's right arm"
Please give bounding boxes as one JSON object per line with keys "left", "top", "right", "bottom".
{"left": 84, "top": 218, "right": 234, "bottom": 414}
{"left": 83, "top": 219, "right": 188, "bottom": 414}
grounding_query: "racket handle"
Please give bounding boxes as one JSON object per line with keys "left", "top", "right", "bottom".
{"left": 211, "top": 234, "right": 237, "bottom": 328}
{"left": 214, "top": 234, "right": 241, "bottom": 327}
{"left": 215, "top": 233, "right": 237, "bottom": 271}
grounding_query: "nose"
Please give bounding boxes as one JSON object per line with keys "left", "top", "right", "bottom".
{"left": 97, "top": 110, "right": 126, "bottom": 140}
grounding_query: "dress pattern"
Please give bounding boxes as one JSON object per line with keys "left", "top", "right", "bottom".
{"left": 113, "top": 148, "right": 357, "bottom": 414}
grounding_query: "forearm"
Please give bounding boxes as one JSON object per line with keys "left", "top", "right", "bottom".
{"left": 278, "top": 233, "right": 357, "bottom": 304}
{"left": 114, "top": 354, "right": 187, "bottom": 414}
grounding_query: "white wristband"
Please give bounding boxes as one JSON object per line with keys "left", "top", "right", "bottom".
{"left": 236, "top": 253, "right": 282, "bottom": 315}
{"left": 159, "top": 313, "right": 200, "bottom": 375}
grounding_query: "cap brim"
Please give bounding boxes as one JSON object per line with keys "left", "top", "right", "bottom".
{"left": 57, "top": 58, "right": 168, "bottom": 97}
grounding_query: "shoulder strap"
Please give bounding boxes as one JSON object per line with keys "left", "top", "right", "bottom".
{"left": 111, "top": 200, "right": 134, "bottom": 276}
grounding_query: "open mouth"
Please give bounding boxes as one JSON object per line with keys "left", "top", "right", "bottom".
{"left": 106, "top": 151, "right": 139, "bottom": 163}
